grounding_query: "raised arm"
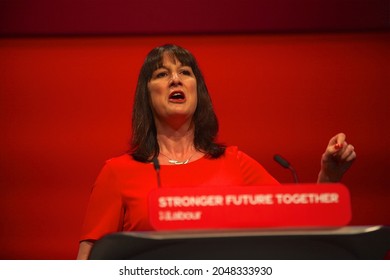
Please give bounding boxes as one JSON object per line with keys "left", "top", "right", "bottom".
{"left": 317, "top": 133, "right": 356, "bottom": 183}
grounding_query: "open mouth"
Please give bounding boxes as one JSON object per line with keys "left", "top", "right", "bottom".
{"left": 169, "top": 91, "right": 186, "bottom": 103}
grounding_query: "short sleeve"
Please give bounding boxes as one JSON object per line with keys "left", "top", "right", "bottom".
{"left": 236, "top": 149, "right": 280, "bottom": 186}
{"left": 80, "top": 161, "right": 124, "bottom": 242}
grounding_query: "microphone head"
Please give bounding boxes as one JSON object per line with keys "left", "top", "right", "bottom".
{"left": 273, "top": 154, "right": 291, "bottom": 169}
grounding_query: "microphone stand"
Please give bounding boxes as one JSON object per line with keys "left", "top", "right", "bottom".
{"left": 273, "top": 154, "right": 299, "bottom": 183}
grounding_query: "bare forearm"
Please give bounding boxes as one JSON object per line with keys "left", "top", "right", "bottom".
{"left": 77, "top": 240, "right": 94, "bottom": 260}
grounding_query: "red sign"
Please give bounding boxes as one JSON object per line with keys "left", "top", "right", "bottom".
{"left": 149, "top": 183, "right": 351, "bottom": 230}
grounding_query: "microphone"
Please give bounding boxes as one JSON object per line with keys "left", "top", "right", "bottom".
{"left": 152, "top": 157, "right": 162, "bottom": 188}
{"left": 273, "top": 154, "right": 299, "bottom": 183}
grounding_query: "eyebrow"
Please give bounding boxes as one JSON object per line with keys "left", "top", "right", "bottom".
{"left": 155, "top": 64, "right": 192, "bottom": 71}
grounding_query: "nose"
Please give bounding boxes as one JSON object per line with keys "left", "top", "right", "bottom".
{"left": 169, "top": 72, "right": 182, "bottom": 87}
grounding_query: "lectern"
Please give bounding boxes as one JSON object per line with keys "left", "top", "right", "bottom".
{"left": 89, "top": 184, "right": 390, "bottom": 259}
{"left": 89, "top": 226, "right": 390, "bottom": 259}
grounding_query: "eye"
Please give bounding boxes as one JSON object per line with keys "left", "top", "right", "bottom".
{"left": 180, "top": 68, "right": 193, "bottom": 76}
{"left": 154, "top": 71, "right": 168, "bottom": 79}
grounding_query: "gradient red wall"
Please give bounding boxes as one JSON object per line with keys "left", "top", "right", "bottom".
{"left": 1, "top": 32, "right": 389, "bottom": 259}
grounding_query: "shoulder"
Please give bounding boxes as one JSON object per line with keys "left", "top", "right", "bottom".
{"left": 106, "top": 154, "right": 135, "bottom": 166}
{"left": 224, "top": 146, "right": 250, "bottom": 160}
{"left": 101, "top": 153, "right": 149, "bottom": 173}
{"left": 224, "top": 146, "right": 279, "bottom": 185}
{"left": 107, "top": 153, "right": 154, "bottom": 166}
{"left": 220, "top": 145, "right": 257, "bottom": 166}
{"left": 224, "top": 146, "right": 239, "bottom": 157}
{"left": 94, "top": 154, "right": 153, "bottom": 187}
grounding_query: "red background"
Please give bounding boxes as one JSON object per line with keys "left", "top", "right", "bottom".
{"left": 1, "top": 32, "right": 389, "bottom": 260}
{"left": 1, "top": 0, "right": 389, "bottom": 260}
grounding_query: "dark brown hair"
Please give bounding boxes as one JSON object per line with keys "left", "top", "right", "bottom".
{"left": 130, "top": 44, "right": 225, "bottom": 162}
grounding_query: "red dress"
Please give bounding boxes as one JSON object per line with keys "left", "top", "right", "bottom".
{"left": 80, "top": 146, "right": 279, "bottom": 241}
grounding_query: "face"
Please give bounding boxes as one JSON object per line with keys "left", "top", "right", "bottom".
{"left": 148, "top": 52, "right": 197, "bottom": 123}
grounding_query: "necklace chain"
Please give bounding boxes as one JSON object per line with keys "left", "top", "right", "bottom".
{"left": 159, "top": 151, "right": 197, "bottom": 165}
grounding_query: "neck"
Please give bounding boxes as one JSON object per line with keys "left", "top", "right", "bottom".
{"left": 155, "top": 116, "right": 196, "bottom": 159}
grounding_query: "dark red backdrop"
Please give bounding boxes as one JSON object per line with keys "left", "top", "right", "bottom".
{"left": 1, "top": 0, "right": 388, "bottom": 35}
{"left": 1, "top": 32, "right": 389, "bottom": 259}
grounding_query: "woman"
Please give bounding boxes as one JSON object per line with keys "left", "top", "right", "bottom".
{"left": 77, "top": 44, "right": 356, "bottom": 259}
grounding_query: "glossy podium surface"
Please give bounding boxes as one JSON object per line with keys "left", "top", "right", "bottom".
{"left": 89, "top": 226, "right": 390, "bottom": 260}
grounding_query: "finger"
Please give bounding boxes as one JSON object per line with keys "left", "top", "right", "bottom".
{"left": 328, "top": 134, "right": 339, "bottom": 146}
{"left": 334, "top": 132, "right": 346, "bottom": 146}
{"left": 330, "top": 140, "right": 348, "bottom": 156}
{"left": 345, "top": 150, "right": 357, "bottom": 162}
{"left": 340, "top": 144, "right": 355, "bottom": 161}
{"left": 328, "top": 133, "right": 346, "bottom": 150}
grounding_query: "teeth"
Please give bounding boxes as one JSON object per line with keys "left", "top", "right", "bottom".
{"left": 170, "top": 92, "right": 184, "bottom": 99}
